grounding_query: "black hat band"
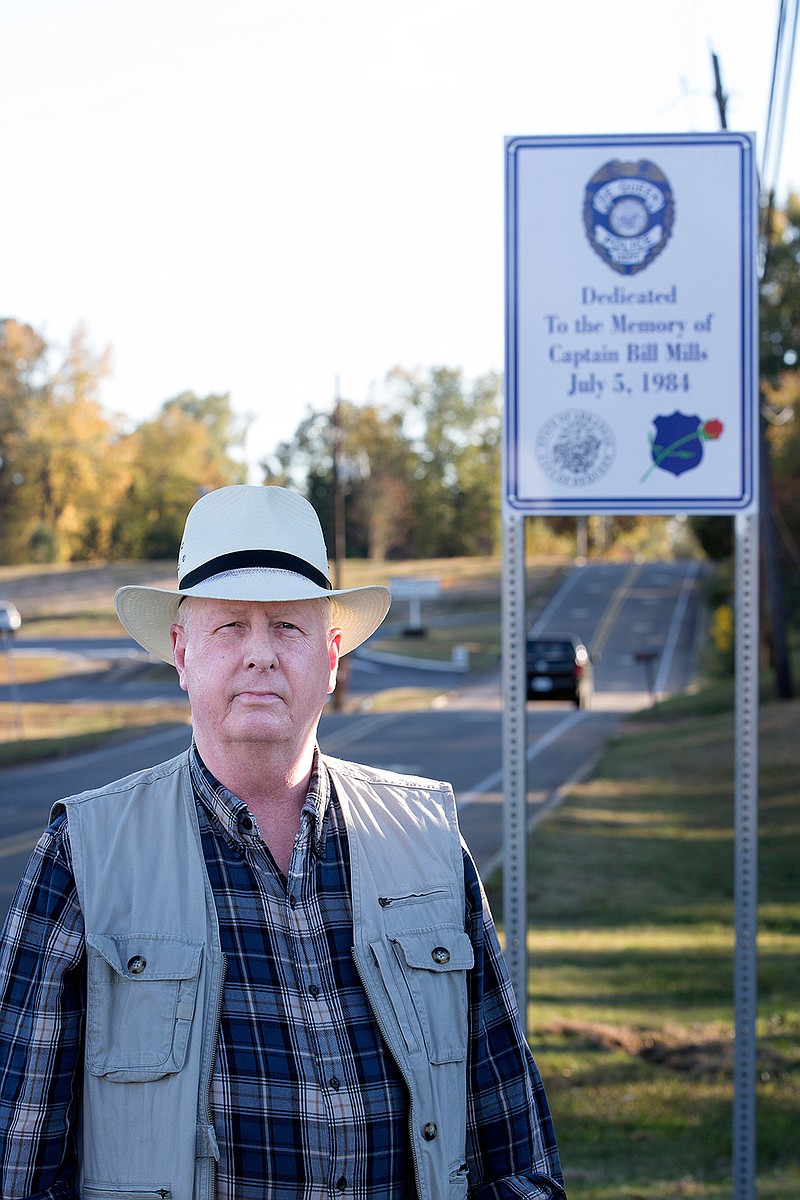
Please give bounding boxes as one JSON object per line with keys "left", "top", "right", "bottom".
{"left": 179, "top": 550, "right": 332, "bottom": 592}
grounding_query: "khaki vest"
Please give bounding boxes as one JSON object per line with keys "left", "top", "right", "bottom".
{"left": 57, "top": 752, "right": 471, "bottom": 1200}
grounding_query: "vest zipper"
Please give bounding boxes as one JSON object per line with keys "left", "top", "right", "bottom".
{"left": 378, "top": 887, "right": 450, "bottom": 907}
{"left": 203, "top": 952, "right": 227, "bottom": 1199}
{"left": 351, "top": 947, "right": 423, "bottom": 1194}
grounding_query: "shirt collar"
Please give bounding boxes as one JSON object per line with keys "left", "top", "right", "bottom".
{"left": 189, "top": 743, "right": 330, "bottom": 857}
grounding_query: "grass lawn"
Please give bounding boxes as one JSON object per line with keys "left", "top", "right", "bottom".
{"left": 0, "top": 649, "right": 190, "bottom": 764}
{"left": 483, "top": 695, "right": 800, "bottom": 1199}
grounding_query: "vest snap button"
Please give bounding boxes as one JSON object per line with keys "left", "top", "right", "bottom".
{"left": 423, "top": 1122, "right": 438, "bottom": 1140}
{"left": 431, "top": 946, "right": 450, "bottom": 965}
{"left": 127, "top": 955, "right": 147, "bottom": 975}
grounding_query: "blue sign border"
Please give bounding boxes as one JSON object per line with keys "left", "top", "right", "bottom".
{"left": 504, "top": 132, "right": 758, "bottom": 514}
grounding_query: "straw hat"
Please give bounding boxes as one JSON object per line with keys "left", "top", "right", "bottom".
{"left": 114, "top": 485, "right": 390, "bottom": 662}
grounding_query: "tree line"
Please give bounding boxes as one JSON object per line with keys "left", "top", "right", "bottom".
{"left": 262, "top": 366, "right": 504, "bottom": 560}
{"left": 0, "top": 322, "right": 505, "bottom": 564}
{"left": 1, "top": 195, "right": 798, "bottom": 571}
{"left": 0, "top": 321, "right": 249, "bottom": 565}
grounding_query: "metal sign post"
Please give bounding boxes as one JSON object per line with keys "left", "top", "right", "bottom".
{"left": 733, "top": 510, "right": 760, "bottom": 1200}
{"left": 500, "top": 509, "right": 529, "bottom": 1014}
{"left": 503, "top": 132, "right": 760, "bottom": 1199}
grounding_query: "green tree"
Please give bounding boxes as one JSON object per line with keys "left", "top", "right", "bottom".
{"left": 759, "top": 194, "right": 800, "bottom": 686}
{"left": 389, "top": 366, "right": 502, "bottom": 557}
{"left": 339, "top": 401, "right": 415, "bottom": 562}
{"left": 162, "top": 391, "right": 251, "bottom": 463}
{"left": 265, "top": 406, "right": 338, "bottom": 543}
{"left": 0, "top": 323, "right": 129, "bottom": 563}
{"left": 760, "top": 192, "right": 800, "bottom": 382}
{"left": 115, "top": 392, "right": 249, "bottom": 560}
{"left": 266, "top": 399, "right": 415, "bottom": 561}
{"left": 0, "top": 319, "right": 48, "bottom": 562}
{"left": 691, "top": 193, "right": 800, "bottom": 568}
{"left": 0, "top": 322, "right": 252, "bottom": 566}
{"left": 266, "top": 368, "right": 503, "bottom": 560}
{"left": 763, "top": 369, "right": 800, "bottom": 584}
{"left": 21, "top": 326, "right": 131, "bottom": 562}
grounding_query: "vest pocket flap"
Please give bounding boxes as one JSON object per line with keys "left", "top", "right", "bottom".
{"left": 87, "top": 933, "right": 202, "bottom": 981}
{"left": 86, "top": 934, "right": 203, "bottom": 1081}
{"left": 384, "top": 925, "right": 472, "bottom": 1064}
{"left": 391, "top": 927, "right": 474, "bottom": 972}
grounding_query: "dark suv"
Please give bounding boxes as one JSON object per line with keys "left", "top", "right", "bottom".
{"left": 526, "top": 634, "right": 593, "bottom": 709}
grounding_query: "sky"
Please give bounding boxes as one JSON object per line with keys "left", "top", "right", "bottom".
{"left": 2, "top": 0, "right": 798, "bottom": 476}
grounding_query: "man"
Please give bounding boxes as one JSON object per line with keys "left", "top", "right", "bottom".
{"left": 0, "top": 484, "right": 565, "bottom": 1200}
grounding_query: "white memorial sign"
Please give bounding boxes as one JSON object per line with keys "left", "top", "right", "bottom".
{"left": 505, "top": 133, "right": 758, "bottom": 513}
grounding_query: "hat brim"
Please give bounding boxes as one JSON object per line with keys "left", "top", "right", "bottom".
{"left": 115, "top": 570, "right": 391, "bottom": 663}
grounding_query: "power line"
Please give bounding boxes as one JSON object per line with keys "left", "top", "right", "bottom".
{"left": 761, "top": 0, "right": 800, "bottom": 194}
{"left": 762, "top": 0, "right": 788, "bottom": 170}
{"left": 773, "top": 0, "right": 800, "bottom": 186}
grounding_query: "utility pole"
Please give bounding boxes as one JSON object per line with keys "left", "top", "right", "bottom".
{"left": 331, "top": 378, "right": 345, "bottom": 591}
{"left": 712, "top": 52, "right": 728, "bottom": 128}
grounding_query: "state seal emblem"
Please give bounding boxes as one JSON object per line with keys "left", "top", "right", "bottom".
{"left": 536, "top": 409, "right": 615, "bottom": 488}
{"left": 583, "top": 159, "right": 675, "bottom": 275}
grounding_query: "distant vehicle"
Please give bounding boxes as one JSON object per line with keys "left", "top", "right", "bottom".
{"left": 0, "top": 600, "right": 22, "bottom": 635}
{"left": 526, "top": 633, "right": 593, "bottom": 709}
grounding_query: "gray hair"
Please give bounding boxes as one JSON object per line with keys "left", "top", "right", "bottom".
{"left": 175, "top": 594, "right": 334, "bottom": 631}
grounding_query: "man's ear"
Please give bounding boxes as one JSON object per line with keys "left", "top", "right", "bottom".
{"left": 171, "top": 624, "right": 189, "bottom": 692}
{"left": 327, "top": 628, "right": 343, "bottom": 695}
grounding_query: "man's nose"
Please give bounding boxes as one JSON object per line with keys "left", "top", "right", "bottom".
{"left": 244, "top": 624, "right": 279, "bottom": 668}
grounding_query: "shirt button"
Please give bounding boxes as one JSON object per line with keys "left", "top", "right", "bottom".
{"left": 336, "top": 1176, "right": 347, "bottom": 1191}
{"left": 289, "top": 895, "right": 297, "bottom": 910}
{"left": 431, "top": 946, "right": 450, "bottom": 965}
{"left": 309, "top": 984, "right": 320, "bottom": 998}
{"left": 422, "top": 1122, "right": 438, "bottom": 1141}
{"left": 238, "top": 814, "right": 254, "bottom": 833}
{"left": 127, "top": 956, "right": 147, "bottom": 975}
{"left": 330, "top": 1076, "right": 340, "bottom": 1090}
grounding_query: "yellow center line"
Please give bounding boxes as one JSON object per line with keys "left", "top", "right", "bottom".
{"left": 590, "top": 561, "right": 646, "bottom": 659}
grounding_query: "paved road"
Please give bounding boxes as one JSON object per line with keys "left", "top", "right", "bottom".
{"left": 0, "top": 559, "right": 708, "bottom": 921}
{"left": 5, "top": 636, "right": 468, "bottom": 705}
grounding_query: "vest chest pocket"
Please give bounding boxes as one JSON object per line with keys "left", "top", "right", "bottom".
{"left": 86, "top": 933, "right": 203, "bottom": 1082}
{"left": 387, "top": 925, "right": 474, "bottom": 1065}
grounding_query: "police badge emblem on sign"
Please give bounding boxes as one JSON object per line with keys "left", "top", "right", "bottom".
{"left": 583, "top": 159, "right": 675, "bottom": 275}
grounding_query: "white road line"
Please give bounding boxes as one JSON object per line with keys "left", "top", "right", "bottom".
{"left": 653, "top": 561, "right": 702, "bottom": 696}
{"left": 457, "top": 708, "right": 586, "bottom": 810}
{"left": 528, "top": 568, "right": 585, "bottom": 635}
{"left": 319, "top": 712, "right": 402, "bottom": 755}
{"left": 479, "top": 741, "right": 604, "bottom": 881}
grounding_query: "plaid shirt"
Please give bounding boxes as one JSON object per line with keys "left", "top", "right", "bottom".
{"left": 0, "top": 748, "right": 565, "bottom": 1200}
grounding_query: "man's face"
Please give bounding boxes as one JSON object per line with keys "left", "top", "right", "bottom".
{"left": 171, "top": 596, "right": 341, "bottom": 763}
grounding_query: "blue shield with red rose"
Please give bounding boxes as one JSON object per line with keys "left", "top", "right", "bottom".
{"left": 650, "top": 411, "right": 703, "bottom": 476}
